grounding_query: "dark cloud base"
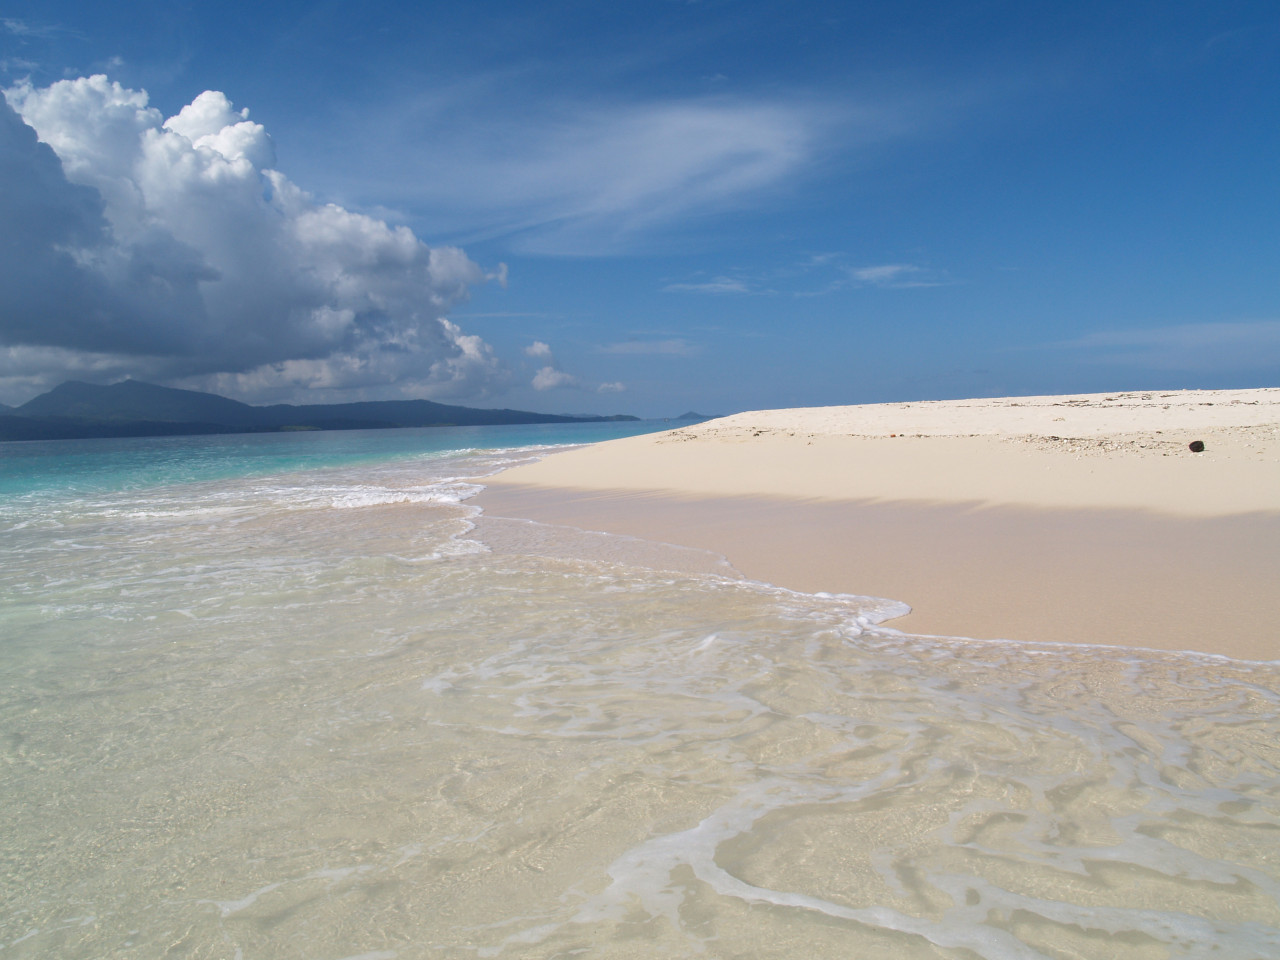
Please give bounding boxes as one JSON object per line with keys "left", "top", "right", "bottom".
{"left": 0, "top": 77, "right": 503, "bottom": 404}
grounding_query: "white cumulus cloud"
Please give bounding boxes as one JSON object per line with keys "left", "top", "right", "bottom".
{"left": 0, "top": 75, "right": 505, "bottom": 403}
{"left": 524, "top": 340, "right": 621, "bottom": 394}
{"left": 532, "top": 366, "right": 579, "bottom": 391}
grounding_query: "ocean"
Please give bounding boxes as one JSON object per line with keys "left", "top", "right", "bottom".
{"left": 1, "top": 424, "right": 1278, "bottom": 960}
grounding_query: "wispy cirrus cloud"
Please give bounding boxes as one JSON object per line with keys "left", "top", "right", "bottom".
{"left": 324, "top": 83, "right": 926, "bottom": 257}
{"left": 0, "top": 16, "right": 76, "bottom": 58}
{"left": 851, "top": 264, "right": 917, "bottom": 285}
{"left": 599, "top": 338, "right": 698, "bottom": 356}
{"left": 845, "top": 263, "right": 951, "bottom": 289}
{"left": 664, "top": 256, "right": 951, "bottom": 299}
{"left": 1, "top": 18, "right": 62, "bottom": 39}
{"left": 1054, "top": 320, "right": 1280, "bottom": 373}
{"left": 662, "top": 276, "right": 756, "bottom": 295}
{"left": 0, "top": 16, "right": 63, "bottom": 76}
{"left": 418, "top": 97, "right": 827, "bottom": 255}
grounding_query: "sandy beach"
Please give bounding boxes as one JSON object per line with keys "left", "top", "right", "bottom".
{"left": 475, "top": 388, "right": 1280, "bottom": 660}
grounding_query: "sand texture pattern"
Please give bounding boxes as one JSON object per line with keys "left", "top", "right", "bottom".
{"left": 475, "top": 389, "right": 1280, "bottom": 660}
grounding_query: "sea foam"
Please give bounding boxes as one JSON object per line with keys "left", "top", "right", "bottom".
{"left": 1, "top": 427, "right": 1277, "bottom": 959}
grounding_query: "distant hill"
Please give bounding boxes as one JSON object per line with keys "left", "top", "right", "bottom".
{"left": 19, "top": 380, "right": 267, "bottom": 426}
{"left": 1, "top": 380, "right": 637, "bottom": 442}
{"left": 674, "top": 411, "right": 718, "bottom": 421}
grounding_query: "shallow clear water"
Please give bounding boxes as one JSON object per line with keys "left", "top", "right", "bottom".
{"left": 1, "top": 426, "right": 1278, "bottom": 959}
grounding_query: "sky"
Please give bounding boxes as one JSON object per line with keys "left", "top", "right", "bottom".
{"left": 1, "top": 1, "right": 1277, "bottom": 417}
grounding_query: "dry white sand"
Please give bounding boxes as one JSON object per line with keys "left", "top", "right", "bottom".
{"left": 475, "top": 388, "right": 1280, "bottom": 659}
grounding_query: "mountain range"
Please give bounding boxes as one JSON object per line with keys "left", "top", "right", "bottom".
{"left": 0, "top": 380, "right": 638, "bottom": 442}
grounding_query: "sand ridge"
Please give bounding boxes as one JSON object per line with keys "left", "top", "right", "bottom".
{"left": 474, "top": 387, "right": 1280, "bottom": 657}
{"left": 487, "top": 388, "right": 1280, "bottom": 516}
{"left": 677, "top": 388, "right": 1280, "bottom": 438}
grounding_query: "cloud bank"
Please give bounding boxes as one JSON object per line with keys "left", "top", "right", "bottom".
{"left": 0, "top": 75, "right": 503, "bottom": 403}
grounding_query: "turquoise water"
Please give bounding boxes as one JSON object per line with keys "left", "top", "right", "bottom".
{"left": 0, "top": 420, "right": 668, "bottom": 500}
{"left": 2, "top": 426, "right": 1278, "bottom": 959}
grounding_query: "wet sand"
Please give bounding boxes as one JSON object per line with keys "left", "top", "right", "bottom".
{"left": 474, "top": 389, "right": 1280, "bottom": 659}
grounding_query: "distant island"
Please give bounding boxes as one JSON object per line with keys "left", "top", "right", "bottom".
{"left": 0, "top": 380, "right": 639, "bottom": 442}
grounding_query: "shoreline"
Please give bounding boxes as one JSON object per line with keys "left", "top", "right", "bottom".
{"left": 472, "top": 388, "right": 1280, "bottom": 661}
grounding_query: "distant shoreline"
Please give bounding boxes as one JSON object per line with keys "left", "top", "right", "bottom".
{"left": 474, "top": 388, "right": 1280, "bottom": 660}
{"left": 0, "top": 378, "right": 640, "bottom": 443}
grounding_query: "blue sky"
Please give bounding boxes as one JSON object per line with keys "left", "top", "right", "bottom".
{"left": 1, "top": 1, "right": 1277, "bottom": 417}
